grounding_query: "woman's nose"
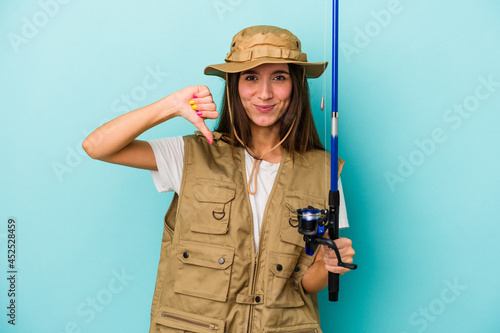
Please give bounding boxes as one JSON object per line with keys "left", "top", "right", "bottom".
{"left": 257, "top": 81, "right": 273, "bottom": 100}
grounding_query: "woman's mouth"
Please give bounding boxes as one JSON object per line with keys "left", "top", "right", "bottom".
{"left": 255, "top": 104, "right": 275, "bottom": 113}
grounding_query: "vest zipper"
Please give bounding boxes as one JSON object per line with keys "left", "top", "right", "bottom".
{"left": 161, "top": 312, "right": 220, "bottom": 331}
{"left": 247, "top": 257, "right": 258, "bottom": 332}
{"left": 244, "top": 149, "right": 286, "bottom": 332}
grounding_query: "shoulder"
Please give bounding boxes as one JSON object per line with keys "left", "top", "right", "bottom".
{"left": 295, "top": 149, "right": 345, "bottom": 175}
{"left": 183, "top": 131, "right": 234, "bottom": 164}
{"left": 185, "top": 131, "right": 228, "bottom": 147}
{"left": 295, "top": 149, "right": 329, "bottom": 166}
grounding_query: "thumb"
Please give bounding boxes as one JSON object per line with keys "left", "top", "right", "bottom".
{"left": 196, "top": 119, "right": 214, "bottom": 145}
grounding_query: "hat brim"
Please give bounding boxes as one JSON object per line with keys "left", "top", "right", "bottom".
{"left": 204, "top": 58, "right": 328, "bottom": 79}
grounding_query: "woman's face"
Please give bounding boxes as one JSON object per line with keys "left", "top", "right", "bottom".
{"left": 238, "top": 63, "right": 293, "bottom": 131}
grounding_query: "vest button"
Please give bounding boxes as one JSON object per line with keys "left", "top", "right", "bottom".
{"left": 276, "top": 264, "right": 283, "bottom": 271}
{"left": 255, "top": 296, "right": 261, "bottom": 303}
{"left": 218, "top": 257, "right": 225, "bottom": 265}
{"left": 183, "top": 251, "right": 189, "bottom": 258}
{"left": 294, "top": 265, "right": 300, "bottom": 272}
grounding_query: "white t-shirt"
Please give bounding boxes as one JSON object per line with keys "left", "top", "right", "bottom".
{"left": 148, "top": 136, "right": 349, "bottom": 251}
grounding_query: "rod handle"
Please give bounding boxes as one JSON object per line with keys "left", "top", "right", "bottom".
{"left": 328, "top": 272, "right": 339, "bottom": 301}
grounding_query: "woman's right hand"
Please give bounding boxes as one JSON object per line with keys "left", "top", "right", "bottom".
{"left": 83, "top": 85, "right": 219, "bottom": 170}
{"left": 169, "top": 85, "right": 219, "bottom": 144}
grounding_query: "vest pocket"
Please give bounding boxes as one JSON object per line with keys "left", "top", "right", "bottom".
{"left": 174, "top": 240, "right": 234, "bottom": 302}
{"left": 191, "top": 182, "right": 235, "bottom": 235}
{"left": 265, "top": 251, "right": 305, "bottom": 308}
{"left": 153, "top": 306, "right": 226, "bottom": 332}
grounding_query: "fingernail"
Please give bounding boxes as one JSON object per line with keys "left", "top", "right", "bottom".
{"left": 193, "top": 94, "right": 198, "bottom": 98}
{"left": 189, "top": 100, "right": 195, "bottom": 105}
{"left": 196, "top": 111, "right": 202, "bottom": 116}
{"left": 208, "top": 138, "right": 212, "bottom": 144}
{"left": 192, "top": 105, "right": 198, "bottom": 110}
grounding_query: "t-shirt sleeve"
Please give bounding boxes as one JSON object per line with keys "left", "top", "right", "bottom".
{"left": 147, "top": 136, "right": 184, "bottom": 193}
{"left": 339, "top": 178, "right": 349, "bottom": 229}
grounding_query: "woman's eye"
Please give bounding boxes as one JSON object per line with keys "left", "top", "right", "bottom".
{"left": 274, "top": 75, "right": 287, "bottom": 81}
{"left": 245, "top": 75, "right": 257, "bottom": 81}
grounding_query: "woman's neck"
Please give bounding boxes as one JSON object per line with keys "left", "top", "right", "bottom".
{"left": 248, "top": 124, "right": 284, "bottom": 163}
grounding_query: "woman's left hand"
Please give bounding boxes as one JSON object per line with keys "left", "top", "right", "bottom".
{"left": 321, "top": 237, "right": 355, "bottom": 275}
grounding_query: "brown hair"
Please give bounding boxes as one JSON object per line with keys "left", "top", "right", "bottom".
{"left": 215, "top": 64, "right": 324, "bottom": 157}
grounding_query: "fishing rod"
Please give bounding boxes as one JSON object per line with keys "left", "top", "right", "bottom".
{"left": 328, "top": 0, "right": 345, "bottom": 303}
{"left": 293, "top": 0, "right": 357, "bottom": 302}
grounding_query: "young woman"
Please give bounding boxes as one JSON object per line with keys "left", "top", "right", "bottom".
{"left": 83, "top": 25, "right": 355, "bottom": 333}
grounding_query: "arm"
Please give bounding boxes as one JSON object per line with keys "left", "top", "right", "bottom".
{"left": 82, "top": 85, "right": 217, "bottom": 170}
{"left": 301, "top": 237, "right": 355, "bottom": 294}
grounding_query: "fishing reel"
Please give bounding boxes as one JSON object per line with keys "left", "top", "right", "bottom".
{"left": 291, "top": 206, "right": 357, "bottom": 270}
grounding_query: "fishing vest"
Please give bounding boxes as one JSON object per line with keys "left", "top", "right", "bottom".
{"left": 149, "top": 131, "right": 344, "bottom": 333}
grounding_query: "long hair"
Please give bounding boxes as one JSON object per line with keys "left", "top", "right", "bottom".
{"left": 215, "top": 64, "right": 324, "bottom": 157}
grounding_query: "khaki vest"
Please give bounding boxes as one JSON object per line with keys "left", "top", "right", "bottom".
{"left": 149, "top": 132, "right": 344, "bottom": 333}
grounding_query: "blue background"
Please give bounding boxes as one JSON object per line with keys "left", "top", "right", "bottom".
{"left": 1, "top": 0, "right": 499, "bottom": 332}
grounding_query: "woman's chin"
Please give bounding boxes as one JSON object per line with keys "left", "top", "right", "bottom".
{"left": 248, "top": 116, "right": 279, "bottom": 128}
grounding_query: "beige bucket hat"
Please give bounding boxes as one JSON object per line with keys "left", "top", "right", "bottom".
{"left": 204, "top": 25, "right": 328, "bottom": 79}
